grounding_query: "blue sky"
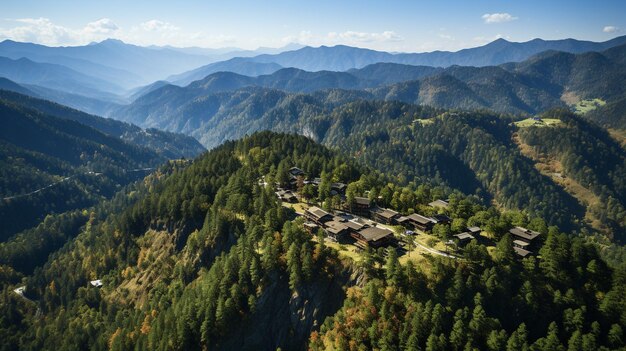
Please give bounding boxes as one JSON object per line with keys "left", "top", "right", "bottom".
{"left": 1, "top": 0, "right": 624, "bottom": 52}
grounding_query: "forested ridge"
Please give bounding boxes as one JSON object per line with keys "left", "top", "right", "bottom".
{"left": 518, "top": 110, "right": 626, "bottom": 240}
{"left": 1, "top": 132, "right": 624, "bottom": 351}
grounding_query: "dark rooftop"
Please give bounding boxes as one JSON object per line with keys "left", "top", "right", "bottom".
{"left": 354, "top": 196, "right": 371, "bottom": 206}
{"left": 467, "top": 226, "right": 481, "bottom": 234}
{"left": 325, "top": 220, "right": 349, "bottom": 234}
{"left": 288, "top": 167, "right": 304, "bottom": 175}
{"left": 513, "top": 246, "right": 532, "bottom": 257}
{"left": 344, "top": 221, "right": 365, "bottom": 231}
{"left": 509, "top": 226, "right": 541, "bottom": 241}
{"left": 454, "top": 232, "right": 475, "bottom": 241}
{"left": 407, "top": 213, "right": 434, "bottom": 225}
{"left": 358, "top": 226, "right": 394, "bottom": 242}
{"left": 431, "top": 214, "right": 452, "bottom": 223}
{"left": 372, "top": 207, "right": 399, "bottom": 219}
{"left": 306, "top": 206, "right": 331, "bottom": 220}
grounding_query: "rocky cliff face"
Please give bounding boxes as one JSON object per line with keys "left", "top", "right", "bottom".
{"left": 216, "top": 262, "right": 366, "bottom": 351}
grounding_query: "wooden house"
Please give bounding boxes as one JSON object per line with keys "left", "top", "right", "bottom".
{"left": 276, "top": 189, "right": 298, "bottom": 203}
{"left": 370, "top": 207, "right": 399, "bottom": 224}
{"left": 288, "top": 167, "right": 305, "bottom": 177}
{"left": 509, "top": 226, "right": 541, "bottom": 257}
{"left": 407, "top": 213, "right": 435, "bottom": 232}
{"left": 453, "top": 232, "right": 475, "bottom": 246}
{"left": 304, "top": 206, "right": 333, "bottom": 225}
{"left": 431, "top": 214, "right": 452, "bottom": 225}
{"left": 352, "top": 226, "right": 395, "bottom": 249}
{"left": 350, "top": 196, "right": 371, "bottom": 216}
{"left": 324, "top": 220, "right": 349, "bottom": 240}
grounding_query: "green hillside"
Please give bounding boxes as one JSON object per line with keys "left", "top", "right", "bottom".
{"left": 0, "top": 97, "right": 165, "bottom": 241}
{"left": 1, "top": 132, "right": 624, "bottom": 351}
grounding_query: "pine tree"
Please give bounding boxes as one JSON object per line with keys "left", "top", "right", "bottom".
{"left": 287, "top": 242, "right": 301, "bottom": 290}
{"left": 506, "top": 323, "right": 528, "bottom": 351}
{"left": 301, "top": 243, "right": 314, "bottom": 281}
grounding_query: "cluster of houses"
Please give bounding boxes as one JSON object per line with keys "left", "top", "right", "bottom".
{"left": 303, "top": 206, "right": 395, "bottom": 249}
{"left": 370, "top": 205, "right": 453, "bottom": 233}
{"left": 274, "top": 167, "right": 543, "bottom": 257}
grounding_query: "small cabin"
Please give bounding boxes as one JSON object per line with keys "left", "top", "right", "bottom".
{"left": 288, "top": 167, "right": 305, "bottom": 177}
{"left": 324, "top": 220, "right": 350, "bottom": 240}
{"left": 430, "top": 214, "right": 452, "bottom": 225}
{"left": 352, "top": 226, "right": 395, "bottom": 249}
{"left": 331, "top": 182, "right": 347, "bottom": 195}
{"left": 453, "top": 232, "right": 475, "bottom": 246}
{"left": 467, "top": 226, "right": 481, "bottom": 235}
{"left": 350, "top": 196, "right": 371, "bottom": 216}
{"left": 370, "top": 207, "right": 400, "bottom": 224}
{"left": 407, "top": 213, "right": 435, "bottom": 232}
{"left": 509, "top": 226, "right": 541, "bottom": 257}
{"left": 276, "top": 189, "right": 298, "bottom": 203}
{"left": 304, "top": 206, "right": 333, "bottom": 225}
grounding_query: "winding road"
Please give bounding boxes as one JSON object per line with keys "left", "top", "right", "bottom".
{"left": 2, "top": 168, "right": 155, "bottom": 201}
{"left": 412, "top": 238, "right": 458, "bottom": 259}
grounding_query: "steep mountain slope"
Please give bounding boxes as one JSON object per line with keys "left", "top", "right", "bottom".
{"left": 585, "top": 94, "right": 626, "bottom": 129}
{"left": 0, "top": 89, "right": 205, "bottom": 159}
{"left": 0, "top": 56, "right": 122, "bottom": 97}
{"left": 517, "top": 110, "right": 626, "bottom": 238}
{"left": 20, "top": 83, "right": 123, "bottom": 117}
{"left": 1, "top": 133, "right": 366, "bottom": 350}
{"left": 0, "top": 77, "right": 36, "bottom": 96}
{"left": 374, "top": 44, "right": 626, "bottom": 114}
{"left": 0, "top": 97, "right": 169, "bottom": 240}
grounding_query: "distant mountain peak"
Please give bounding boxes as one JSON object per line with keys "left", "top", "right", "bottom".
{"left": 97, "top": 38, "right": 127, "bottom": 46}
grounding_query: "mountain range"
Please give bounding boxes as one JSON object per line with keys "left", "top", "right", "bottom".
{"left": 2, "top": 35, "right": 626, "bottom": 117}
{"left": 111, "top": 43, "right": 626, "bottom": 139}
{"left": 172, "top": 35, "right": 626, "bottom": 84}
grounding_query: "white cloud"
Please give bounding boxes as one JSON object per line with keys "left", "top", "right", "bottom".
{"left": 140, "top": 20, "right": 179, "bottom": 32}
{"left": 603, "top": 26, "right": 620, "bottom": 33}
{"left": 127, "top": 21, "right": 235, "bottom": 46}
{"left": 1, "top": 17, "right": 75, "bottom": 46}
{"left": 482, "top": 13, "right": 518, "bottom": 24}
{"left": 0, "top": 17, "right": 237, "bottom": 48}
{"left": 282, "top": 30, "right": 403, "bottom": 48}
{"left": 0, "top": 17, "right": 120, "bottom": 46}
{"left": 84, "top": 18, "right": 119, "bottom": 35}
{"left": 329, "top": 30, "right": 402, "bottom": 43}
